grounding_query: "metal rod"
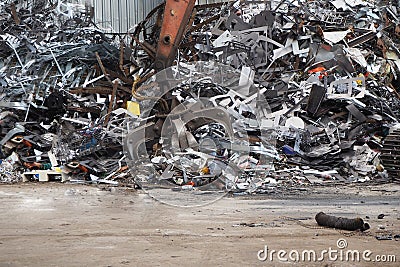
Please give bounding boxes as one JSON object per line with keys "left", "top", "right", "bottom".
{"left": 50, "top": 49, "right": 64, "bottom": 76}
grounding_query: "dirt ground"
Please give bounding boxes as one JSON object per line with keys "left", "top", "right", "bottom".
{"left": 0, "top": 182, "right": 399, "bottom": 267}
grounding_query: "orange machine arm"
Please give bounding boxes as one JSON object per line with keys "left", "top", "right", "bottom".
{"left": 154, "top": 0, "right": 196, "bottom": 72}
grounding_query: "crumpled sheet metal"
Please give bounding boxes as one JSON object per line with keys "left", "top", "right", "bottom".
{"left": 0, "top": 1, "right": 134, "bottom": 184}
{"left": 0, "top": 0, "right": 400, "bottom": 189}
{"left": 126, "top": 0, "right": 400, "bottom": 191}
{"left": 124, "top": 61, "right": 278, "bottom": 193}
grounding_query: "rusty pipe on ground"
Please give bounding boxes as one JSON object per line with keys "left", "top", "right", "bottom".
{"left": 315, "top": 212, "right": 370, "bottom": 231}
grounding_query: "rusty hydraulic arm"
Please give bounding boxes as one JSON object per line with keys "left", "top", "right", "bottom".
{"left": 154, "top": 0, "right": 196, "bottom": 72}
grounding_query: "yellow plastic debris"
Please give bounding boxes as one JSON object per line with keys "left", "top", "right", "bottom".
{"left": 127, "top": 101, "right": 140, "bottom": 115}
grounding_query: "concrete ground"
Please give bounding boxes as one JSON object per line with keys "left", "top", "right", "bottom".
{"left": 0, "top": 183, "right": 399, "bottom": 267}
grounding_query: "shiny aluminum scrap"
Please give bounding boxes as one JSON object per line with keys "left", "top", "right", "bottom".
{"left": 0, "top": 0, "right": 131, "bottom": 183}
{"left": 124, "top": 61, "right": 279, "bottom": 191}
{"left": 1, "top": 0, "right": 400, "bottom": 187}
{"left": 128, "top": 0, "right": 400, "bottom": 187}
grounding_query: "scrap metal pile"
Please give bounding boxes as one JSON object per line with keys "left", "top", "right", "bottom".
{"left": 0, "top": 0, "right": 133, "bottom": 184}
{"left": 1, "top": 0, "right": 400, "bottom": 191}
{"left": 127, "top": 0, "right": 400, "bottom": 191}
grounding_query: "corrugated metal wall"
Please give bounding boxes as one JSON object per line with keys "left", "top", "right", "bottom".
{"left": 93, "top": 0, "right": 163, "bottom": 34}
{"left": 92, "top": 0, "right": 226, "bottom": 34}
